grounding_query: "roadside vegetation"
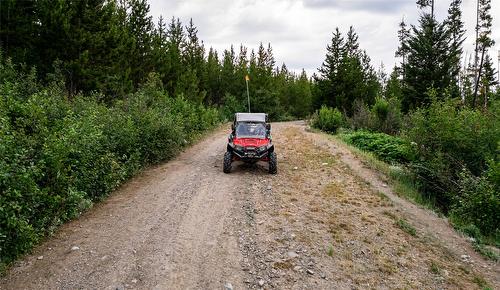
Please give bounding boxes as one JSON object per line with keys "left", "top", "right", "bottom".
{"left": 311, "top": 0, "right": 499, "bottom": 259}
{"left": 0, "top": 0, "right": 313, "bottom": 269}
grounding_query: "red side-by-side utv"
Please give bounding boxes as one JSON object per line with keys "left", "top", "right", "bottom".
{"left": 223, "top": 113, "right": 277, "bottom": 174}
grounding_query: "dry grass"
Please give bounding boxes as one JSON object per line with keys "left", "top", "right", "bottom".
{"left": 252, "top": 125, "right": 491, "bottom": 289}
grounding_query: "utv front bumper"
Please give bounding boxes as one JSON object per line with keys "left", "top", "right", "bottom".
{"left": 228, "top": 144, "right": 274, "bottom": 161}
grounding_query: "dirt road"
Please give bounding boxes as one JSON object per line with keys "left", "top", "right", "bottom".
{"left": 1, "top": 122, "right": 498, "bottom": 289}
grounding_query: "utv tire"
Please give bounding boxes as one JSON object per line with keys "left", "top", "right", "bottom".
{"left": 223, "top": 151, "right": 232, "bottom": 173}
{"left": 269, "top": 152, "right": 277, "bottom": 174}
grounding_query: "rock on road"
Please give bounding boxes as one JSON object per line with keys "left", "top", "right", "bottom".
{"left": 1, "top": 122, "right": 498, "bottom": 290}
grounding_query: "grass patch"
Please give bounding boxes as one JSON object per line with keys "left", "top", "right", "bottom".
{"left": 472, "top": 275, "right": 490, "bottom": 288}
{"left": 327, "top": 244, "right": 334, "bottom": 256}
{"left": 396, "top": 218, "right": 417, "bottom": 237}
{"left": 452, "top": 223, "right": 500, "bottom": 262}
{"left": 429, "top": 261, "right": 441, "bottom": 274}
{"left": 330, "top": 134, "right": 439, "bottom": 211}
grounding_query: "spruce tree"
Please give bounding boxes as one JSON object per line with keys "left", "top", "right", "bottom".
{"left": 402, "top": 13, "right": 453, "bottom": 111}
{"left": 472, "top": 0, "right": 495, "bottom": 107}
{"left": 444, "top": 0, "right": 465, "bottom": 98}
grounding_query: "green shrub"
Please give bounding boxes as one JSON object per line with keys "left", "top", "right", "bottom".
{"left": 0, "top": 62, "right": 221, "bottom": 268}
{"left": 349, "top": 98, "right": 402, "bottom": 135}
{"left": 403, "top": 99, "right": 499, "bottom": 211}
{"left": 451, "top": 162, "right": 499, "bottom": 236}
{"left": 341, "top": 131, "right": 414, "bottom": 164}
{"left": 311, "top": 105, "right": 344, "bottom": 133}
{"left": 372, "top": 97, "right": 389, "bottom": 121}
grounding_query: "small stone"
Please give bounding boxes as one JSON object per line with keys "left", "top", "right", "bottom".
{"left": 267, "top": 185, "right": 272, "bottom": 190}
{"left": 131, "top": 279, "right": 138, "bottom": 284}
{"left": 320, "top": 273, "right": 326, "bottom": 279}
{"left": 293, "top": 166, "right": 298, "bottom": 170}
{"left": 287, "top": 251, "right": 299, "bottom": 258}
{"left": 460, "top": 254, "right": 470, "bottom": 261}
{"left": 37, "top": 256, "right": 44, "bottom": 260}
{"left": 322, "top": 162, "right": 328, "bottom": 166}
{"left": 71, "top": 246, "right": 80, "bottom": 251}
{"left": 224, "top": 282, "right": 233, "bottom": 290}
{"left": 293, "top": 265, "right": 302, "bottom": 271}
{"left": 307, "top": 269, "right": 314, "bottom": 275}
{"left": 258, "top": 279, "right": 265, "bottom": 287}
{"left": 101, "top": 255, "right": 109, "bottom": 261}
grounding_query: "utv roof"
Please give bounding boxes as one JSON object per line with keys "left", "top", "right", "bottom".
{"left": 235, "top": 113, "right": 268, "bottom": 123}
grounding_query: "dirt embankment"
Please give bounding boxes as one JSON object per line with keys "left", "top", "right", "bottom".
{"left": 1, "top": 121, "right": 498, "bottom": 290}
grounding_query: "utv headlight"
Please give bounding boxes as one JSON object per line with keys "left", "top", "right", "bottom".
{"left": 258, "top": 145, "right": 267, "bottom": 152}
{"left": 235, "top": 145, "right": 244, "bottom": 151}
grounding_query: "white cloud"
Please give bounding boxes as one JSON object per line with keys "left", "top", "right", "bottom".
{"left": 149, "top": 0, "right": 500, "bottom": 76}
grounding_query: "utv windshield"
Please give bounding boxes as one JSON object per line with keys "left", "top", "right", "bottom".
{"left": 235, "top": 122, "right": 267, "bottom": 139}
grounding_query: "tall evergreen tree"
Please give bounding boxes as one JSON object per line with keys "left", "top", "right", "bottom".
{"left": 385, "top": 66, "right": 403, "bottom": 100}
{"left": 402, "top": 13, "right": 453, "bottom": 111}
{"left": 472, "top": 0, "right": 495, "bottom": 107}
{"left": 164, "top": 17, "right": 184, "bottom": 96}
{"left": 395, "top": 18, "right": 410, "bottom": 79}
{"left": 127, "top": 0, "right": 154, "bottom": 87}
{"left": 315, "top": 27, "right": 378, "bottom": 115}
{"left": 444, "top": 0, "right": 465, "bottom": 98}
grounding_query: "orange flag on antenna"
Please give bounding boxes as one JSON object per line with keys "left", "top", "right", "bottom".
{"left": 245, "top": 75, "right": 250, "bottom": 81}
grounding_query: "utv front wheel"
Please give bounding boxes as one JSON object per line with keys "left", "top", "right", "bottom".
{"left": 223, "top": 151, "right": 232, "bottom": 173}
{"left": 269, "top": 152, "right": 277, "bottom": 174}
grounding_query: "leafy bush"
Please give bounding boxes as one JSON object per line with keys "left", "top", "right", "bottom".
{"left": 451, "top": 161, "right": 500, "bottom": 237}
{"left": 348, "top": 98, "right": 402, "bottom": 135}
{"left": 341, "top": 131, "right": 414, "bottom": 164}
{"left": 311, "top": 105, "right": 344, "bottom": 133}
{"left": 373, "top": 97, "right": 402, "bottom": 134}
{"left": 0, "top": 62, "right": 221, "bottom": 267}
{"left": 403, "top": 99, "right": 499, "bottom": 211}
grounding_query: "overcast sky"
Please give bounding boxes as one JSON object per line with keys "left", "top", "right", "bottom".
{"left": 149, "top": 0, "right": 500, "bottom": 76}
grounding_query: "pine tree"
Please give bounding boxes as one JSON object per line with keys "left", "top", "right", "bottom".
{"left": 345, "top": 26, "right": 360, "bottom": 57}
{"left": 127, "top": 0, "right": 154, "bottom": 87}
{"left": 444, "top": 0, "right": 465, "bottom": 98}
{"left": 473, "top": 0, "right": 495, "bottom": 107}
{"left": 385, "top": 66, "right": 403, "bottom": 100}
{"left": 395, "top": 18, "right": 410, "bottom": 78}
{"left": 402, "top": 13, "right": 453, "bottom": 110}
{"left": 480, "top": 54, "right": 498, "bottom": 108}
{"left": 220, "top": 45, "right": 237, "bottom": 97}
{"left": 165, "top": 17, "right": 184, "bottom": 96}
{"left": 315, "top": 28, "right": 344, "bottom": 109}
{"left": 180, "top": 18, "right": 205, "bottom": 103}
{"left": 205, "top": 47, "right": 221, "bottom": 105}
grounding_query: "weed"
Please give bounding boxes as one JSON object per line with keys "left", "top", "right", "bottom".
{"left": 397, "top": 218, "right": 417, "bottom": 237}
{"left": 472, "top": 275, "right": 489, "bottom": 288}
{"left": 327, "top": 244, "right": 334, "bottom": 257}
{"left": 429, "top": 261, "right": 441, "bottom": 274}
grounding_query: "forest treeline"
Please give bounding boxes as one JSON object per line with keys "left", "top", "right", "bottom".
{"left": 0, "top": 0, "right": 499, "bottom": 267}
{"left": 0, "top": 0, "right": 312, "bottom": 119}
